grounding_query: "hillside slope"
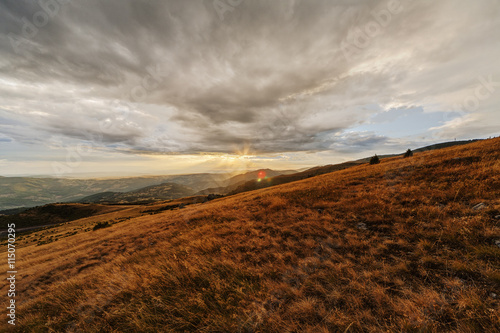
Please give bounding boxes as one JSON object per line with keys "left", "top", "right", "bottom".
{"left": 227, "top": 162, "right": 363, "bottom": 196}
{"left": 2, "top": 138, "right": 499, "bottom": 332}
{"left": 354, "top": 139, "right": 480, "bottom": 163}
{"left": 0, "top": 203, "right": 129, "bottom": 231}
{"left": 195, "top": 169, "right": 297, "bottom": 195}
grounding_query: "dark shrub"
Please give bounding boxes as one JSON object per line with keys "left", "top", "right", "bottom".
{"left": 93, "top": 221, "right": 110, "bottom": 231}
{"left": 370, "top": 155, "right": 380, "bottom": 165}
{"left": 404, "top": 149, "right": 413, "bottom": 158}
{"left": 207, "top": 194, "right": 224, "bottom": 201}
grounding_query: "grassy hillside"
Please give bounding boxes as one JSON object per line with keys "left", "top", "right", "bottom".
{"left": 0, "top": 197, "right": 207, "bottom": 249}
{"left": 354, "top": 139, "right": 480, "bottom": 163}
{"left": 0, "top": 203, "right": 130, "bottom": 231}
{"left": 413, "top": 139, "right": 481, "bottom": 153}
{"left": 1, "top": 138, "right": 499, "bottom": 332}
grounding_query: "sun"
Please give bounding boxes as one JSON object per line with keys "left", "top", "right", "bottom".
{"left": 210, "top": 144, "right": 258, "bottom": 172}
{"left": 234, "top": 143, "right": 253, "bottom": 157}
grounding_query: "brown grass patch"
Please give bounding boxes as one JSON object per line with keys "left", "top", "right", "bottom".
{"left": 1, "top": 138, "right": 500, "bottom": 332}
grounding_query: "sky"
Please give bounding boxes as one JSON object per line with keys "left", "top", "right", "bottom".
{"left": 0, "top": 0, "right": 499, "bottom": 177}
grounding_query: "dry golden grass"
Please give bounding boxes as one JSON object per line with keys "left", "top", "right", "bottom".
{"left": 1, "top": 138, "right": 500, "bottom": 332}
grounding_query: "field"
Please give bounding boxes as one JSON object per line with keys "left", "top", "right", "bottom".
{"left": 1, "top": 138, "right": 499, "bottom": 332}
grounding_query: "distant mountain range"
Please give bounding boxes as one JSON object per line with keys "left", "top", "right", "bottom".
{"left": 0, "top": 174, "right": 228, "bottom": 211}
{"left": 0, "top": 139, "right": 481, "bottom": 211}
{"left": 195, "top": 169, "right": 297, "bottom": 195}
{"left": 77, "top": 183, "right": 196, "bottom": 204}
{"left": 227, "top": 162, "right": 363, "bottom": 196}
{"left": 0, "top": 169, "right": 296, "bottom": 211}
{"left": 76, "top": 169, "right": 298, "bottom": 205}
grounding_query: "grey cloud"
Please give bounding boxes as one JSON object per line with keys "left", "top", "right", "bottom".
{"left": 0, "top": 0, "right": 499, "bottom": 156}
{"left": 329, "top": 131, "right": 390, "bottom": 154}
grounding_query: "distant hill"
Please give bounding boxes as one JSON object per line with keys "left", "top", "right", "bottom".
{"left": 82, "top": 170, "right": 297, "bottom": 203}
{"left": 0, "top": 170, "right": 297, "bottom": 211}
{"left": 196, "top": 169, "right": 297, "bottom": 195}
{"left": 226, "top": 162, "right": 363, "bottom": 195}
{"left": 77, "top": 182, "right": 195, "bottom": 204}
{"left": 226, "top": 169, "right": 297, "bottom": 185}
{"left": 0, "top": 173, "right": 230, "bottom": 210}
{"left": 0, "top": 203, "right": 126, "bottom": 230}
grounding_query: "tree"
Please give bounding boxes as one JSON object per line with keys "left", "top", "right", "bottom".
{"left": 370, "top": 155, "right": 380, "bottom": 165}
{"left": 404, "top": 149, "right": 413, "bottom": 158}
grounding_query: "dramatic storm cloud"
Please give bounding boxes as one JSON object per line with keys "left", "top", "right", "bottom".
{"left": 0, "top": 0, "right": 499, "bottom": 176}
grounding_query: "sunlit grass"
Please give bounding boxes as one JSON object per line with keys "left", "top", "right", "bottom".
{"left": 1, "top": 138, "right": 499, "bottom": 332}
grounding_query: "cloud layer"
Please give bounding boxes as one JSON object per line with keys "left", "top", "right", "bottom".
{"left": 0, "top": 0, "right": 499, "bottom": 172}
